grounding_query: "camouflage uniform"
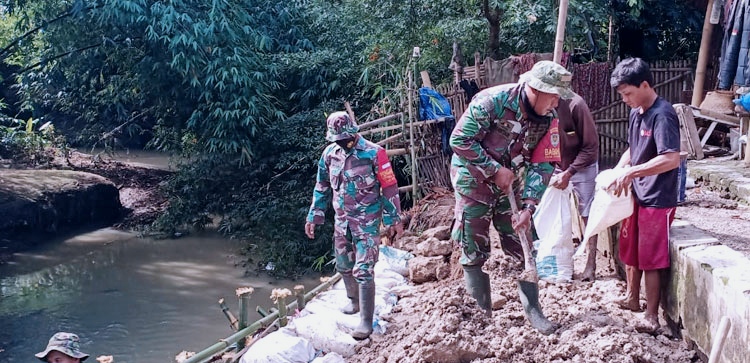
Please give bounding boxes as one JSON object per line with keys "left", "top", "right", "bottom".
{"left": 450, "top": 62, "right": 573, "bottom": 266}
{"left": 307, "top": 112, "right": 401, "bottom": 282}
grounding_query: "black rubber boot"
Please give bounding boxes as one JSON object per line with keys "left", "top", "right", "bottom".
{"left": 518, "top": 280, "right": 559, "bottom": 335}
{"left": 463, "top": 265, "right": 492, "bottom": 317}
{"left": 341, "top": 272, "right": 359, "bottom": 314}
{"left": 351, "top": 281, "right": 375, "bottom": 340}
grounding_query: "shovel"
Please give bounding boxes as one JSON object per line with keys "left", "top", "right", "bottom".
{"left": 506, "top": 186, "right": 559, "bottom": 335}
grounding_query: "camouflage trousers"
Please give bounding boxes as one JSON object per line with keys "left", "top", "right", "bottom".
{"left": 451, "top": 190, "right": 534, "bottom": 266}
{"left": 334, "top": 226, "right": 380, "bottom": 283}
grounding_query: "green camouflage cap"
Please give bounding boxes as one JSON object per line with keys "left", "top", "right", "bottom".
{"left": 325, "top": 111, "right": 359, "bottom": 142}
{"left": 35, "top": 332, "right": 89, "bottom": 361}
{"left": 519, "top": 60, "right": 574, "bottom": 99}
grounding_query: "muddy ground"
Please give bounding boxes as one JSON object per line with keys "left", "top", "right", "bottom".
{"left": 345, "top": 184, "right": 750, "bottom": 363}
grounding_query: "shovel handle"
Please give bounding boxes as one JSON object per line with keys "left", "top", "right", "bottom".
{"left": 506, "top": 186, "right": 539, "bottom": 281}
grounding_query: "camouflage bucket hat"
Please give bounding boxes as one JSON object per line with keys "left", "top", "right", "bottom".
{"left": 325, "top": 111, "right": 359, "bottom": 142}
{"left": 35, "top": 332, "right": 89, "bottom": 361}
{"left": 519, "top": 60, "right": 574, "bottom": 99}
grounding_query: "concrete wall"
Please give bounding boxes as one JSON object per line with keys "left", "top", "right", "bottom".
{"left": 665, "top": 220, "right": 750, "bottom": 363}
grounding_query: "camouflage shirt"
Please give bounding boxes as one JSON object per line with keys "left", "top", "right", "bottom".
{"left": 449, "top": 83, "right": 555, "bottom": 205}
{"left": 307, "top": 136, "right": 402, "bottom": 233}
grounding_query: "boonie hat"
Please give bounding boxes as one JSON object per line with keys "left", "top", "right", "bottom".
{"left": 519, "top": 60, "right": 574, "bottom": 99}
{"left": 325, "top": 111, "right": 359, "bottom": 142}
{"left": 35, "top": 332, "right": 90, "bottom": 361}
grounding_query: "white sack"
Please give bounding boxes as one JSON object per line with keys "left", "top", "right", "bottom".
{"left": 289, "top": 310, "right": 358, "bottom": 357}
{"left": 533, "top": 184, "right": 574, "bottom": 283}
{"left": 311, "top": 352, "right": 347, "bottom": 363}
{"left": 578, "top": 168, "right": 634, "bottom": 255}
{"left": 240, "top": 328, "right": 315, "bottom": 363}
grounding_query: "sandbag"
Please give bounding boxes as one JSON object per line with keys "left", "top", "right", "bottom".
{"left": 578, "top": 168, "right": 634, "bottom": 255}
{"left": 533, "top": 184, "right": 574, "bottom": 283}
{"left": 240, "top": 329, "right": 315, "bottom": 363}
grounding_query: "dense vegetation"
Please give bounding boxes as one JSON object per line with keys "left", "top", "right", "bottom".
{"left": 0, "top": 0, "right": 703, "bottom": 277}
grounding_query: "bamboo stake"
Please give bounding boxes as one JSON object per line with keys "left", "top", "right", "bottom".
{"left": 344, "top": 101, "right": 356, "bottom": 124}
{"left": 218, "top": 298, "right": 239, "bottom": 332}
{"left": 182, "top": 274, "right": 343, "bottom": 363}
{"left": 553, "top": 0, "right": 570, "bottom": 64}
{"left": 294, "top": 285, "right": 306, "bottom": 311}
{"left": 236, "top": 287, "right": 254, "bottom": 349}
{"left": 692, "top": 0, "right": 716, "bottom": 107}
{"left": 708, "top": 316, "right": 732, "bottom": 363}
{"left": 271, "top": 288, "right": 292, "bottom": 327}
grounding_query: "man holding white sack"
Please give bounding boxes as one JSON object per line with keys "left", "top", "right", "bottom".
{"left": 549, "top": 92, "right": 599, "bottom": 281}
{"left": 608, "top": 58, "right": 680, "bottom": 332}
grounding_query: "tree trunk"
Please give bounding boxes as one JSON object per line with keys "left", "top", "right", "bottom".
{"left": 482, "top": 0, "right": 502, "bottom": 60}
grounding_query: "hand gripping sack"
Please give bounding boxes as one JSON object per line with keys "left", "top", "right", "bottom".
{"left": 578, "top": 168, "right": 634, "bottom": 255}
{"left": 533, "top": 184, "right": 574, "bottom": 283}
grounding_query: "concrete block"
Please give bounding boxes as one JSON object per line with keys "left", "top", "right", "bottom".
{"left": 666, "top": 223, "right": 750, "bottom": 363}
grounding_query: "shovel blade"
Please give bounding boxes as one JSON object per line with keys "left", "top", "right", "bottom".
{"left": 517, "top": 280, "right": 559, "bottom": 335}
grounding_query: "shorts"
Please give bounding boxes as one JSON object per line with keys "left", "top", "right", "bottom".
{"left": 618, "top": 199, "right": 675, "bottom": 270}
{"left": 570, "top": 162, "right": 597, "bottom": 217}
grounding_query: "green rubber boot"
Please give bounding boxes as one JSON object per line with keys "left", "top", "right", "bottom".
{"left": 341, "top": 272, "right": 359, "bottom": 314}
{"left": 351, "top": 281, "right": 375, "bottom": 340}
{"left": 463, "top": 265, "right": 492, "bottom": 317}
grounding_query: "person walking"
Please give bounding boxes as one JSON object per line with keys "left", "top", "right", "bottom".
{"left": 305, "top": 111, "right": 403, "bottom": 339}
{"left": 449, "top": 60, "right": 574, "bottom": 334}
{"left": 550, "top": 92, "right": 600, "bottom": 281}
{"left": 609, "top": 58, "right": 680, "bottom": 332}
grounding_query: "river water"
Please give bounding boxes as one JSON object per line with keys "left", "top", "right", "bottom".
{"left": 0, "top": 150, "right": 322, "bottom": 362}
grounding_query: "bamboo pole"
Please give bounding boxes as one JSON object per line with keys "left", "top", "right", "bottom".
{"left": 183, "top": 273, "right": 343, "bottom": 363}
{"left": 344, "top": 101, "right": 356, "bottom": 124}
{"left": 218, "top": 298, "right": 239, "bottom": 332}
{"left": 358, "top": 113, "right": 404, "bottom": 130}
{"left": 553, "top": 0, "right": 570, "bottom": 64}
{"left": 692, "top": 0, "right": 716, "bottom": 107}
{"left": 271, "top": 289, "right": 292, "bottom": 327}
{"left": 408, "top": 55, "right": 419, "bottom": 200}
{"left": 377, "top": 132, "right": 403, "bottom": 146}
{"left": 386, "top": 148, "right": 409, "bottom": 157}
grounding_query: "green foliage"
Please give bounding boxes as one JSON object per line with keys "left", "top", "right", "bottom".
{"left": 0, "top": 116, "right": 66, "bottom": 163}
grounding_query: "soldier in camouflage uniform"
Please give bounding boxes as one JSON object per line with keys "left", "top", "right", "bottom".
{"left": 450, "top": 61, "right": 574, "bottom": 319}
{"left": 305, "top": 111, "right": 403, "bottom": 339}
{"left": 35, "top": 332, "right": 90, "bottom": 362}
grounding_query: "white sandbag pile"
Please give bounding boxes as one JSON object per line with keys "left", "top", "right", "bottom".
{"left": 240, "top": 245, "right": 411, "bottom": 363}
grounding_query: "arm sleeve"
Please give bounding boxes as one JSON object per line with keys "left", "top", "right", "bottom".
{"left": 306, "top": 152, "right": 332, "bottom": 224}
{"left": 449, "top": 102, "right": 503, "bottom": 182}
{"left": 376, "top": 148, "right": 402, "bottom": 226}
{"left": 654, "top": 109, "right": 681, "bottom": 155}
{"left": 568, "top": 99, "right": 599, "bottom": 173}
{"left": 522, "top": 162, "right": 555, "bottom": 202}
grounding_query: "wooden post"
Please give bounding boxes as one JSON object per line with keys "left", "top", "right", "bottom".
{"left": 692, "top": 0, "right": 716, "bottom": 107}
{"left": 553, "top": 0, "right": 570, "bottom": 64}
{"left": 607, "top": 16, "right": 613, "bottom": 65}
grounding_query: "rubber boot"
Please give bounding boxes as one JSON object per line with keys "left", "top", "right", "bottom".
{"left": 341, "top": 272, "right": 359, "bottom": 314}
{"left": 463, "top": 265, "right": 492, "bottom": 317}
{"left": 518, "top": 280, "right": 559, "bottom": 335}
{"left": 351, "top": 281, "right": 375, "bottom": 340}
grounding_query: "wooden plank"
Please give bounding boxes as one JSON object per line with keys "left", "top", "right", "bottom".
{"left": 674, "top": 103, "right": 705, "bottom": 160}
{"left": 700, "top": 121, "right": 718, "bottom": 147}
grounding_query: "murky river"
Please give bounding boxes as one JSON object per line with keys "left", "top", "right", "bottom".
{"left": 0, "top": 229, "right": 322, "bottom": 362}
